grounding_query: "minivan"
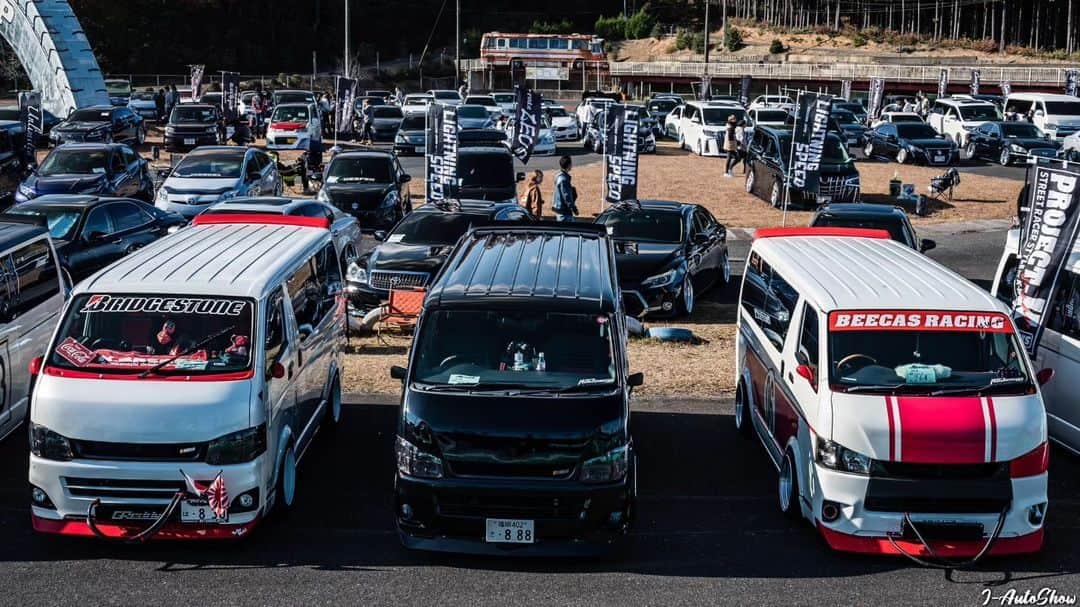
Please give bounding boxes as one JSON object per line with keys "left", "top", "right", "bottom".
{"left": 29, "top": 214, "right": 346, "bottom": 539}
{"left": 391, "top": 223, "right": 641, "bottom": 554}
{"left": 1004, "top": 93, "right": 1080, "bottom": 141}
{"left": 745, "top": 126, "right": 860, "bottom": 208}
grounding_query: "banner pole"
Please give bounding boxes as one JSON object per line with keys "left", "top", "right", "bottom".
{"left": 783, "top": 91, "right": 802, "bottom": 227}
{"left": 334, "top": 76, "right": 339, "bottom": 149}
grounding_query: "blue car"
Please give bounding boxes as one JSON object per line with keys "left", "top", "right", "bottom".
{"left": 16, "top": 143, "right": 154, "bottom": 204}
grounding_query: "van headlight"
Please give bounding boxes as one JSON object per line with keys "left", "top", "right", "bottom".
{"left": 816, "top": 438, "right": 871, "bottom": 475}
{"left": 165, "top": 126, "right": 176, "bottom": 136}
{"left": 346, "top": 261, "right": 367, "bottom": 284}
{"left": 316, "top": 188, "right": 329, "bottom": 202}
{"left": 381, "top": 190, "right": 399, "bottom": 208}
{"left": 30, "top": 424, "right": 73, "bottom": 461}
{"left": 205, "top": 425, "right": 267, "bottom": 465}
{"left": 395, "top": 436, "right": 443, "bottom": 479}
{"left": 580, "top": 444, "right": 630, "bottom": 483}
{"left": 18, "top": 184, "right": 35, "bottom": 199}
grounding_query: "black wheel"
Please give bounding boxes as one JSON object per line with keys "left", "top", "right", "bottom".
{"left": 136, "top": 126, "right": 145, "bottom": 145}
{"left": 745, "top": 169, "right": 755, "bottom": 194}
{"left": 999, "top": 148, "right": 1012, "bottom": 166}
{"left": 323, "top": 375, "right": 342, "bottom": 428}
{"left": 779, "top": 448, "right": 800, "bottom": 519}
{"left": 734, "top": 381, "right": 752, "bottom": 437}
{"left": 896, "top": 148, "right": 909, "bottom": 164}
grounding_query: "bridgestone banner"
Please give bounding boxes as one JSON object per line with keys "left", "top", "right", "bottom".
{"left": 190, "top": 65, "right": 205, "bottom": 101}
{"left": 510, "top": 86, "right": 542, "bottom": 164}
{"left": 426, "top": 103, "right": 459, "bottom": 203}
{"left": 937, "top": 69, "right": 949, "bottom": 99}
{"left": 867, "top": 77, "right": 885, "bottom": 120}
{"left": 791, "top": 93, "right": 833, "bottom": 195}
{"left": 336, "top": 76, "right": 356, "bottom": 136}
{"left": 1068, "top": 70, "right": 1079, "bottom": 97}
{"left": 969, "top": 69, "right": 982, "bottom": 96}
{"left": 740, "top": 76, "right": 753, "bottom": 106}
{"left": 221, "top": 71, "right": 240, "bottom": 122}
{"left": 18, "top": 91, "right": 41, "bottom": 165}
{"left": 840, "top": 79, "right": 852, "bottom": 102}
{"left": 604, "top": 105, "right": 639, "bottom": 204}
{"left": 1013, "top": 166, "right": 1080, "bottom": 355}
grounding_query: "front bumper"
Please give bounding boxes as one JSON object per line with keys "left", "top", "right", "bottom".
{"left": 552, "top": 125, "right": 579, "bottom": 140}
{"left": 157, "top": 197, "right": 220, "bottom": 219}
{"left": 164, "top": 134, "right": 219, "bottom": 152}
{"left": 52, "top": 131, "right": 108, "bottom": 145}
{"left": 911, "top": 148, "right": 959, "bottom": 166}
{"left": 394, "top": 139, "right": 426, "bottom": 155}
{"left": 266, "top": 131, "right": 311, "bottom": 150}
{"left": 621, "top": 283, "right": 682, "bottom": 318}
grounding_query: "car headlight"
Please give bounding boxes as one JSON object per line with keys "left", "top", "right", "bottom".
{"left": 381, "top": 190, "right": 399, "bottom": 208}
{"left": 165, "top": 126, "right": 176, "bottom": 136}
{"left": 316, "top": 188, "right": 329, "bottom": 202}
{"left": 346, "top": 262, "right": 367, "bottom": 284}
{"left": 1010, "top": 143, "right": 1027, "bottom": 153}
{"left": 395, "top": 436, "right": 443, "bottom": 479}
{"left": 962, "top": 124, "right": 976, "bottom": 131}
{"left": 18, "top": 184, "right": 35, "bottom": 199}
{"left": 907, "top": 145, "right": 924, "bottom": 154}
{"left": 642, "top": 268, "right": 679, "bottom": 288}
{"left": 395, "top": 133, "right": 406, "bottom": 143}
{"left": 580, "top": 444, "right": 630, "bottom": 483}
{"left": 815, "top": 438, "right": 871, "bottom": 475}
{"left": 205, "top": 425, "right": 267, "bottom": 465}
{"left": 30, "top": 423, "right": 73, "bottom": 461}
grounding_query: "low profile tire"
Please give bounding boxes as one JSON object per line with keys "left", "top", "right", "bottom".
{"left": 896, "top": 148, "right": 908, "bottom": 164}
{"left": 323, "top": 375, "right": 342, "bottom": 427}
{"left": 676, "top": 275, "right": 694, "bottom": 316}
{"left": 863, "top": 142, "right": 874, "bottom": 157}
{"left": 696, "top": 138, "right": 703, "bottom": 156}
{"left": 745, "top": 169, "right": 755, "bottom": 194}
{"left": 1000, "top": 148, "right": 1012, "bottom": 166}
{"left": 721, "top": 251, "right": 731, "bottom": 284}
{"left": 770, "top": 180, "right": 783, "bottom": 209}
{"left": 966, "top": 141, "right": 977, "bottom": 160}
{"left": 779, "top": 448, "right": 800, "bottom": 519}
{"left": 275, "top": 444, "right": 298, "bottom": 513}
{"left": 734, "top": 381, "right": 752, "bottom": 437}
{"left": 136, "top": 127, "right": 145, "bottom": 145}
{"left": 679, "top": 134, "right": 686, "bottom": 150}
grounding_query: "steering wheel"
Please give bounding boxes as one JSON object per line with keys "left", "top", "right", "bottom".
{"left": 837, "top": 353, "right": 878, "bottom": 373}
{"left": 437, "top": 355, "right": 461, "bottom": 369}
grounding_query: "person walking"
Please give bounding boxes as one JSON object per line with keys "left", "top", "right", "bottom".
{"left": 735, "top": 119, "right": 749, "bottom": 174}
{"left": 154, "top": 88, "right": 166, "bottom": 121}
{"left": 522, "top": 170, "right": 545, "bottom": 218}
{"left": 723, "top": 115, "right": 740, "bottom": 177}
{"left": 551, "top": 156, "right": 578, "bottom": 222}
{"left": 252, "top": 89, "right": 268, "bottom": 139}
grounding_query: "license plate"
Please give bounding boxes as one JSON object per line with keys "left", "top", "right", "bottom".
{"left": 283, "top": 137, "right": 297, "bottom": 144}
{"left": 934, "top": 154, "right": 945, "bottom": 162}
{"left": 180, "top": 499, "right": 227, "bottom": 524}
{"left": 485, "top": 518, "right": 534, "bottom": 544}
{"left": 183, "top": 138, "right": 195, "bottom": 146}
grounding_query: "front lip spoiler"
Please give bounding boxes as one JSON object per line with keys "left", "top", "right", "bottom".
{"left": 817, "top": 523, "right": 1043, "bottom": 557}
{"left": 32, "top": 512, "right": 261, "bottom": 540}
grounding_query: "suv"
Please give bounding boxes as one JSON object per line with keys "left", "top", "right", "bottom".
{"left": 155, "top": 146, "right": 281, "bottom": 218}
{"left": 583, "top": 107, "right": 657, "bottom": 154}
{"left": 164, "top": 104, "right": 223, "bottom": 152}
{"left": 809, "top": 203, "right": 935, "bottom": 252}
{"left": 679, "top": 101, "right": 747, "bottom": 156}
{"left": 317, "top": 150, "right": 412, "bottom": 230}
{"left": 744, "top": 126, "right": 860, "bottom": 208}
{"left": 456, "top": 130, "right": 525, "bottom": 203}
{"left": 1004, "top": 93, "right": 1080, "bottom": 141}
{"left": 926, "top": 96, "right": 1002, "bottom": 147}
{"left": 390, "top": 222, "right": 641, "bottom": 555}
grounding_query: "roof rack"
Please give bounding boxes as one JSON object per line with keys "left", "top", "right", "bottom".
{"left": 754, "top": 227, "right": 891, "bottom": 240}
{"left": 191, "top": 214, "right": 330, "bottom": 229}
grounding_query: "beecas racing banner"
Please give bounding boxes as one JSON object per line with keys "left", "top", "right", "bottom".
{"left": 937, "top": 69, "right": 949, "bottom": 99}
{"left": 740, "top": 76, "right": 753, "bottom": 106}
{"left": 829, "top": 310, "right": 1012, "bottom": 333}
{"left": 190, "top": 64, "right": 205, "bottom": 101}
{"left": 969, "top": 69, "right": 982, "bottom": 96}
{"left": 510, "top": 86, "right": 542, "bottom": 164}
{"left": 867, "top": 77, "right": 885, "bottom": 120}
{"left": 790, "top": 92, "right": 833, "bottom": 195}
{"left": 604, "top": 104, "right": 639, "bottom": 204}
{"left": 221, "top": 71, "right": 240, "bottom": 122}
{"left": 840, "top": 79, "right": 852, "bottom": 102}
{"left": 1013, "top": 166, "right": 1080, "bottom": 355}
{"left": 426, "top": 103, "right": 458, "bottom": 203}
{"left": 336, "top": 76, "right": 357, "bottom": 136}
{"left": 18, "top": 90, "right": 41, "bottom": 166}
{"left": 1068, "top": 70, "right": 1079, "bottom": 97}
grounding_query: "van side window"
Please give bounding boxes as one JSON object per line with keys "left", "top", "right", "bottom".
{"left": 797, "top": 305, "right": 820, "bottom": 378}
{"left": 8, "top": 239, "right": 59, "bottom": 319}
{"left": 740, "top": 252, "right": 799, "bottom": 350}
{"left": 285, "top": 258, "right": 319, "bottom": 329}
{"left": 265, "top": 288, "right": 287, "bottom": 371}
{"left": 311, "top": 243, "right": 342, "bottom": 327}
{"left": 1048, "top": 270, "right": 1080, "bottom": 339}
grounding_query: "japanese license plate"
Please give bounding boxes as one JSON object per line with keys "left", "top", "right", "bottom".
{"left": 283, "top": 137, "right": 297, "bottom": 144}
{"left": 180, "top": 499, "right": 227, "bottom": 524}
{"left": 183, "top": 138, "right": 196, "bottom": 146}
{"left": 934, "top": 153, "right": 945, "bottom": 163}
{"left": 485, "top": 518, "right": 534, "bottom": 543}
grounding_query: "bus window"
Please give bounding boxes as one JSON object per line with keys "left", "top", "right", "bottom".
{"left": 528, "top": 38, "right": 548, "bottom": 49}
{"left": 497, "top": 38, "right": 506, "bottom": 48}
{"left": 591, "top": 43, "right": 602, "bottom": 53}
{"left": 510, "top": 38, "right": 526, "bottom": 49}
{"left": 483, "top": 37, "right": 496, "bottom": 48}
{"left": 572, "top": 40, "right": 586, "bottom": 50}
{"left": 550, "top": 39, "right": 569, "bottom": 50}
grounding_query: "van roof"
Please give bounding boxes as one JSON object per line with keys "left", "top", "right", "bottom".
{"left": 77, "top": 222, "right": 329, "bottom": 299}
{"left": 1007, "top": 93, "right": 1080, "bottom": 102}
{"left": 752, "top": 233, "right": 1004, "bottom": 314}
{"left": 426, "top": 224, "right": 617, "bottom": 313}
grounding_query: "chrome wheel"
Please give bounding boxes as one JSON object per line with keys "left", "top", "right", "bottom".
{"left": 721, "top": 252, "right": 731, "bottom": 284}
{"left": 137, "top": 127, "right": 145, "bottom": 145}
{"left": 863, "top": 142, "right": 874, "bottom": 157}
{"left": 896, "top": 148, "right": 908, "bottom": 164}
{"left": 279, "top": 446, "right": 297, "bottom": 509}
{"left": 966, "top": 141, "right": 977, "bottom": 159}
{"left": 679, "top": 275, "right": 695, "bottom": 316}
{"left": 326, "top": 377, "right": 342, "bottom": 424}
{"left": 770, "top": 181, "right": 783, "bottom": 208}
{"left": 745, "top": 169, "right": 755, "bottom": 193}
{"left": 1000, "top": 148, "right": 1011, "bottom": 166}
{"left": 734, "top": 382, "right": 751, "bottom": 436}
{"left": 779, "top": 450, "right": 796, "bottom": 516}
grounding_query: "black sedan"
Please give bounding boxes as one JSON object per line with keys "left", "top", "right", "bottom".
{"left": 50, "top": 105, "right": 145, "bottom": 146}
{"left": 831, "top": 109, "right": 869, "bottom": 147}
{"left": 863, "top": 122, "right": 959, "bottom": 166}
{"left": 4, "top": 195, "right": 184, "bottom": 284}
{"left": 16, "top": 143, "right": 154, "bottom": 204}
{"left": 317, "top": 150, "right": 412, "bottom": 230}
{"left": 809, "top": 203, "right": 936, "bottom": 252}
{"left": 966, "top": 121, "right": 1060, "bottom": 166}
{"left": 594, "top": 200, "right": 729, "bottom": 318}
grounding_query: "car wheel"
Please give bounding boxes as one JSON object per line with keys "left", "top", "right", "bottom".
{"left": 676, "top": 274, "right": 694, "bottom": 316}
{"left": 863, "top": 141, "right": 874, "bottom": 157}
{"left": 1000, "top": 148, "right": 1011, "bottom": 166}
{"left": 136, "top": 127, "right": 145, "bottom": 145}
{"left": 678, "top": 133, "right": 686, "bottom": 150}
{"left": 734, "top": 381, "right": 752, "bottom": 437}
{"left": 745, "top": 169, "right": 755, "bottom": 194}
{"left": 779, "top": 449, "right": 800, "bottom": 519}
{"left": 275, "top": 444, "right": 297, "bottom": 513}
{"left": 896, "top": 148, "right": 908, "bottom": 164}
{"left": 770, "top": 180, "right": 783, "bottom": 209}
{"left": 323, "top": 375, "right": 342, "bottom": 427}
{"left": 695, "top": 138, "right": 703, "bottom": 156}
{"left": 965, "top": 141, "right": 977, "bottom": 160}
{"left": 721, "top": 251, "right": 731, "bottom": 284}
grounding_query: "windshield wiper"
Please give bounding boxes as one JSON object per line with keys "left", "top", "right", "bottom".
{"left": 837, "top": 383, "right": 942, "bottom": 394}
{"left": 509, "top": 380, "right": 617, "bottom": 396}
{"left": 138, "top": 325, "right": 235, "bottom": 378}
{"left": 929, "top": 380, "right": 1031, "bottom": 397}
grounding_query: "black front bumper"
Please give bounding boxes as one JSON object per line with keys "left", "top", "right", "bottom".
{"left": 395, "top": 473, "right": 633, "bottom": 556}
{"left": 621, "top": 283, "right": 680, "bottom": 318}
{"left": 164, "top": 134, "right": 218, "bottom": 151}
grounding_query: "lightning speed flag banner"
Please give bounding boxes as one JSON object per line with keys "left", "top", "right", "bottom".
{"left": 791, "top": 93, "right": 833, "bottom": 195}
{"left": 510, "top": 86, "right": 542, "bottom": 164}
{"left": 1068, "top": 70, "right": 1079, "bottom": 97}
{"left": 221, "top": 71, "right": 240, "bottom": 121}
{"left": 969, "top": 69, "right": 982, "bottom": 96}
{"left": 938, "top": 69, "right": 949, "bottom": 99}
{"left": 336, "top": 76, "right": 357, "bottom": 136}
{"left": 604, "top": 105, "right": 639, "bottom": 204}
{"left": 190, "top": 64, "right": 205, "bottom": 100}
{"left": 840, "top": 79, "right": 852, "bottom": 102}
{"left": 1014, "top": 166, "right": 1080, "bottom": 355}
{"left": 426, "top": 103, "right": 459, "bottom": 203}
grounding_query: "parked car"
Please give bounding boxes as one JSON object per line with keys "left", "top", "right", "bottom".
{"left": 583, "top": 108, "right": 657, "bottom": 154}
{"left": 745, "top": 126, "right": 859, "bottom": 208}
{"left": 163, "top": 103, "right": 223, "bottom": 152}
{"left": 491, "top": 91, "right": 516, "bottom": 116}
{"left": 503, "top": 114, "right": 557, "bottom": 155}
{"left": 545, "top": 105, "right": 580, "bottom": 140}
{"left": 1004, "top": 92, "right": 1080, "bottom": 141}
{"left": 317, "top": 150, "right": 412, "bottom": 230}
{"left": 266, "top": 103, "right": 322, "bottom": 150}
{"left": 0, "top": 105, "right": 60, "bottom": 147}
{"left": 645, "top": 97, "right": 681, "bottom": 132}
{"left": 50, "top": 105, "right": 145, "bottom": 147}
{"left": 394, "top": 113, "right": 428, "bottom": 156}
{"left": 401, "top": 94, "right": 433, "bottom": 116}
{"left": 456, "top": 104, "right": 495, "bottom": 130}
{"left": 679, "top": 101, "right": 748, "bottom": 156}
{"left": 870, "top": 111, "right": 924, "bottom": 128}
{"left": 367, "top": 105, "right": 405, "bottom": 142}
{"left": 0, "top": 130, "right": 22, "bottom": 204}
{"left": 747, "top": 108, "right": 790, "bottom": 128}
{"left": 463, "top": 95, "right": 503, "bottom": 118}
{"left": 595, "top": 200, "right": 729, "bottom": 318}
{"left": 576, "top": 97, "right": 614, "bottom": 125}
{"left": 154, "top": 146, "right": 281, "bottom": 219}
{"left": 426, "top": 89, "right": 463, "bottom": 106}
{"left": 927, "top": 96, "right": 1001, "bottom": 147}
{"left": 863, "top": 122, "right": 959, "bottom": 166}
{"left": 809, "top": 203, "right": 935, "bottom": 252}
{"left": 830, "top": 109, "right": 869, "bottom": 147}
{"left": 126, "top": 90, "right": 158, "bottom": 120}
{"left": 664, "top": 105, "right": 684, "bottom": 139}
{"left": 105, "top": 78, "right": 132, "bottom": 107}
{"left": 5, "top": 195, "right": 185, "bottom": 284}
{"left": 456, "top": 131, "right": 525, "bottom": 203}
{"left": 832, "top": 101, "right": 868, "bottom": 124}
{"left": 199, "top": 92, "right": 223, "bottom": 107}
{"left": 18, "top": 143, "right": 153, "bottom": 203}
{"left": 967, "top": 121, "right": 1060, "bottom": 166}
{"left": 749, "top": 95, "right": 796, "bottom": 112}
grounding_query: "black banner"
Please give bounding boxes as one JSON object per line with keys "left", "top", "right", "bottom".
{"left": 969, "top": 69, "right": 981, "bottom": 96}
{"left": 699, "top": 76, "right": 712, "bottom": 101}
{"left": 867, "top": 77, "right": 885, "bottom": 120}
{"left": 791, "top": 93, "right": 834, "bottom": 196}
{"left": 1000, "top": 80, "right": 1012, "bottom": 97}
{"left": 840, "top": 79, "right": 852, "bottom": 102}
{"left": 510, "top": 59, "right": 526, "bottom": 88}
{"left": 938, "top": 69, "right": 949, "bottom": 99}
{"left": 336, "top": 76, "right": 356, "bottom": 136}
{"left": 1068, "top": 70, "right": 1079, "bottom": 97}
{"left": 18, "top": 91, "right": 40, "bottom": 166}
{"left": 1014, "top": 166, "right": 1080, "bottom": 355}
{"left": 221, "top": 72, "right": 240, "bottom": 122}
{"left": 190, "top": 65, "right": 205, "bottom": 101}
{"left": 426, "top": 103, "right": 459, "bottom": 202}
{"left": 604, "top": 105, "right": 639, "bottom": 204}
{"left": 740, "top": 76, "right": 753, "bottom": 106}
{"left": 510, "top": 86, "right": 542, "bottom": 164}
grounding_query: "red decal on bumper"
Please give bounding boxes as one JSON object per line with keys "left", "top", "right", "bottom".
{"left": 817, "top": 524, "right": 1043, "bottom": 557}
{"left": 32, "top": 514, "right": 259, "bottom": 540}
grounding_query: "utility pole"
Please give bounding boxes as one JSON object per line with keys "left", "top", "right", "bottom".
{"left": 455, "top": 0, "right": 461, "bottom": 87}
{"left": 704, "top": 0, "right": 710, "bottom": 64}
{"left": 722, "top": 0, "right": 727, "bottom": 54}
{"left": 344, "top": 0, "right": 350, "bottom": 79}
{"left": 1000, "top": 0, "right": 1007, "bottom": 53}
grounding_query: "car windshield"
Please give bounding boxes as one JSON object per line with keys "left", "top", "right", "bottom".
{"left": 833, "top": 111, "right": 859, "bottom": 125}
{"left": 68, "top": 109, "right": 111, "bottom": 123}
{"left": 547, "top": 107, "right": 568, "bottom": 117}
{"left": 412, "top": 310, "right": 616, "bottom": 390}
{"left": 401, "top": 115, "right": 426, "bottom": 129}
{"left": 1044, "top": 101, "right": 1080, "bottom": 115}
{"left": 173, "top": 152, "right": 244, "bottom": 178}
{"left": 390, "top": 212, "right": 485, "bottom": 245}
{"left": 836, "top": 103, "right": 865, "bottom": 114}
{"left": 433, "top": 91, "right": 460, "bottom": 100}
{"left": 648, "top": 99, "right": 679, "bottom": 113}
{"left": 106, "top": 82, "right": 131, "bottom": 95}
{"left": 828, "top": 311, "right": 1031, "bottom": 394}
{"left": 48, "top": 294, "right": 255, "bottom": 376}
{"left": 596, "top": 210, "right": 682, "bottom": 243}
{"left": 326, "top": 157, "right": 392, "bottom": 183}
{"left": 812, "top": 215, "right": 910, "bottom": 245}
{"left": 372, "top": 106, "right": 403, "bottom": 119}
{"left": 1002, "top": 123, "right": 1044, "bottom": 138}
{"left": 465, "top": 97, "right": 498, "bottom": 107}
{"left": 6, "top": 208, "right": 82, "bottom": 241}
{"left": 493, "top": 93, "right": 515, "bottom": 103}
{"left": 130, "top": 92, "right": 155, "bottom": 101}
{"left": 171, "top": 106, "right": 216, "bottom": 123}
{"left": 779, "top": 135, "right": 850, "bottom": 164}
{"left": 958, "top": 105, "right": 1002, "bottom": 121}
{"left": 457, "top": 105, "right": 489, "bottom": 119}
{"left": 890, "top": 114, "right": 923, "bottom": 123}
{"left": 38, "top": 149, "right": 108, "bottom": 175}
{"left": 896, "top": 123, "right": 942, "bottom": 139}
{"left": 275, "top": 92, "right": 313, "bottom": 104}
{"left": 272, "top": 106, "right": 309, "bottom": 122}
{"left": 754, "top": 110, "right": 789, "bottom": 123}
{"left": 702, "top": 107, "right": 746, "bottom": 125}
{"left": 459, "top": 153, "right": 513, "bottom": 187}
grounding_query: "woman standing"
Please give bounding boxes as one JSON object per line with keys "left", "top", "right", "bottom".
{"left": 723, "top": 115, "right": 740, "bottom": 177}
{"left": 522, "top": 170, "right": 545, "bottom": 218}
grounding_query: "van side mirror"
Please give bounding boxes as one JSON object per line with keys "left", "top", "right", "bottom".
{"left": 1037, "top": 368, "right": 1055, "bottom": 386}
{"left": 515, "top": 172, "right": 526, "bottom": 183}
{"left": 297, "top": 323, "right": 314, "bottom": 340}
{"left": 795, "top": 364, "right": 817, "bottom": 390}
{"left": 373, "top": 230, "right": 387, "bottom": 242}
{"left": 920, "top": 238, "right": 936, "bottom": 253}
{"left": 628, "top": 372, "right": 644, "bottom": 388}
{"left": 390, "top": 365, "right": 407, "bottom": 382}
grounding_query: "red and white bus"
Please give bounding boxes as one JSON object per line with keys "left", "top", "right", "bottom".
{"left": 480, "top": 32, "right": 605, "bottom": 68}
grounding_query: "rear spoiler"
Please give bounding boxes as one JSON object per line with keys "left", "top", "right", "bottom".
{"left": 754, "top": 227, "right": 891, "bottom": 240}
{"left": 191, "top": 214, "right": 330, "bottom": 229}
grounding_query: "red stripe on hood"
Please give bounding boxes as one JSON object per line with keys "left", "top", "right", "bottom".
{"left": 895, "top": 396, "right": 987, "bottom": 464}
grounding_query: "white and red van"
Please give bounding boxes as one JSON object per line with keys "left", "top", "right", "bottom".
{"left": 735, "top": 227, "right": 1050, "bottom": 558}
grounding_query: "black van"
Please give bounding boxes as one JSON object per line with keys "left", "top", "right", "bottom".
{"left": 390, "top": 223, "right": 641, "bottom": 555}
{"left": 457, "top": 129, "right": 525, "bottom": 203}
{"left": 744, "top": 125, "right": 860, "bottom": 209}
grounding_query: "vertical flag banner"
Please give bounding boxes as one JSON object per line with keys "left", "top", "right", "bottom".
{"left": 699, "top": 76, "right": 712, "bottom": 101}
{"left": 1013, "top": 166, "right": 1080, "bottom": 355}
{"left": 740, "top": 76, "right": 753, "bottom": 106}
{"left": 840, "top": 79, "right": 852, "bottom": 102}
{"left": 510, "top": 59, "right": 526, "bottom": 88}
{"left": 1000, "top": 80, "right": 1012, "bottom": 97}
{"left": 18, "top": 91, "right": 41, "bottom": 165}
{"left": 426, "top": 103, "right": 459, "bottom": 203}
{"left": 867, "top": 77, "right": 886, "bottom": 120}
{"left": 221, "top": 71, "right": 240, "bottom": 122}
{"left": 1067, "top": 70, "right": 1079, "bottom": 97}
{"left": 791, "top": 93, "right": 834, "bottom": 196}
{"left": 604, "top": 105, "right": 639, "bottom": 204}
{"left": 336, "top": 76, "right": 357, "bottom": 136}
{"left": 510, "top": 86, "right": 542, "bottom": 164}
{"left": 969, "top": 69, "right": 982, "bottom": 96}
{"left": 938, "top": 69, "right": 949, "bottom": 99}
{"left": 190, "top": 65, "right": 205, "bottom": 101}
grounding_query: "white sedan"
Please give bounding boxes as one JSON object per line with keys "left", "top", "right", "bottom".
{"left": 544, "top": 106, "right": 580, "bottom": 140}
{"left": 266, "top": 103, "right": 322, "bottom": 150}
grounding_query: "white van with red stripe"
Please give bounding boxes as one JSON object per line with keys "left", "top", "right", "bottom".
{"left": 735, "top": 227, "right": 1050, "bottom": 559}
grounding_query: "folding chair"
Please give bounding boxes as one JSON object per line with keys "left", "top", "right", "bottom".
{"left": 379, "top": 287, "right": 426, "bottom": 338}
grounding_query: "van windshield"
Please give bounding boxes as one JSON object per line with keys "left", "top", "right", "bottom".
{"left": 412, "top": 310, "right": 617, "bottom": 391}
{"left": 827, "top": 311, "right": 1031, "bottom": 395}
{"left": 48, "top": 294, "right": 255, "bottom": 377}
{"left": 958, "top": 105, "right": 1002, "bottom": 121}
{"left": 1044, "top": 101, "right": 1080, "bottom": 115}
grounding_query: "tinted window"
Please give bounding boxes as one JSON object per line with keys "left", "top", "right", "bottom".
{"left": 811, "top": 214, "right": 911, "bottom": 246}
{"left": 68, "top": 109, "right": 112, "bottom": 122}
{"left": 110, "top": 152, "right": 125, "bottom": 175}
{"left": 401, "top": 115, "right": 425, "bottom": 129}
{"left": 108, "top": 202, "right": 150, "bottom": 232}
{"left": 754, "top": 110, "right": 789, "bottom": 123}
{"left": 5, "top": 208, "right": 81, "bottom": 241}
{"left": 1002, "top": 123, "right": 1044, "bottom": 138}
{"left": 38, "top": 149, "right": 109, "bottom": 176}
{"left": 82, "top": 206, "right": 113, "bottom": 236}
{"left": 272, "top": 105, "right": 310, "bottom": 123}
{"left": 797, "top": 305, "right": 820, "bottom": 379}
{"left": 390, "top": 212, "right": 485, "bottom": 245}
{"left": 1044, "top": 101, "right": 1080, "bottom": 116}
{"left": 957, "top": 105, "right": 1001, "bottom": 121}
{"left": 895, "top": 124, "right": 941, "bottom": 139}
{"left": 595, "top": 210, "right": 682, "bottom": 243}
{"left": 372, "top": 106, "right": 403, "bottom": 118}
{"left": 741, "top": 252, "right": 799, "bottom": 350}
{"left": 286, "top": 259, "right": 319, "bottom": 328}
{"left": 170, "top": 106, "right": 217, "bottom": 124}
{"left": 7, "top": 240, "right": 59, "bottom": 319}
{"left": 1048, "top": 271, "right": 1080, "bottom": 340}
{"left": 458, "top": 153, "right": 513, "bottom": 187}
{"left": 702, "top": 107, "right": 745, "bottom": 125}
{"left": 457, "top": 106, "right": 489, "bottom": 119}
{"left": 325, "top": 157, "right": 392, "bottom": 183}
{"left": 311, "top": 243, "right": 342, "bottom": 327}
{"left": 297, "top": 203, "right": 332, "bottom": 219}
{"left": 122, "top": 147, "right": 140, "bottom": 167}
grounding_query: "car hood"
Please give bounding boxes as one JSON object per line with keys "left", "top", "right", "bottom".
{"left": 56, "top": 121, "right": 109, "bottom": 132}
{"left": 905, "top": 137, "right": 953, "bottom": 148}
{"left": 162, "top": 176, "right": 241, "bottom": 195}
{"left": 1005, "top": 137, "right": 1059, "bottom": 149}
{"left": 368, "top": 241, "right": 455, "bottom": 273}
{"left": 550, "top": 116, "right": 576, "bottom": 127}
{"left": 612, "top": 241, "right": 681, "bottom": 283}
{"left": 33, "top": 375, "right": 253, "bottom": 443}
{"left": 29, "top": 173, "right": 107, "bottom": 193}
{"left": 325, "top": 183, "right": 394, "bottom": 210}
{"left": 458, "top": 117, "right": 492, "bottom": 129}
{"left": 828, "top": 393, "right": 1045, "bottom": 463}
